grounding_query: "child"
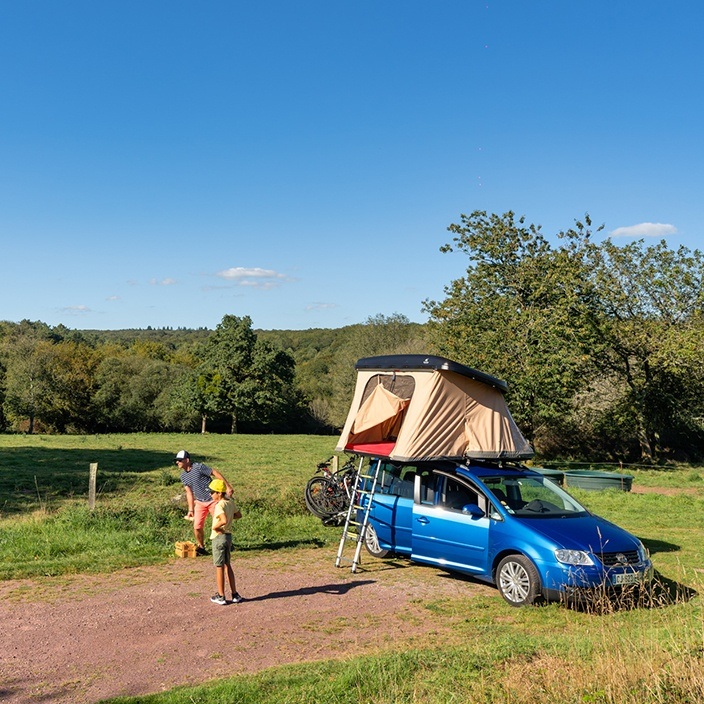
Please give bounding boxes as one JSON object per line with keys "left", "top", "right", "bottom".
{"left": 208, "top": 478, "right": 243, "bottom": 605}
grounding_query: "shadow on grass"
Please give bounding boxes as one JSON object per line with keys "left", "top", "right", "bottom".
{"left": 236, "top": 538, "right": 328, "bottom": 551}
{"left": 640, "top": 537, "right": 680, "bottom": 555}
{"left": 0, "top": 446, "right": 176, "bottom": 514}
{"left": 245, "top": 579, "right": 376, "bottom": 602}
{"left": 649, "top": 570, "right": 698, "bottom": 604}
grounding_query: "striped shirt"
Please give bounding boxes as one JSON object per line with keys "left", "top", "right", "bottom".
{"left": 180, "top": 462, "right": 213, "bottom": 502}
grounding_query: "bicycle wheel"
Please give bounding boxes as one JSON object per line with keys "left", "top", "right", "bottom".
{"left": 305, "top": 477, "right": 346, "bottom": 519}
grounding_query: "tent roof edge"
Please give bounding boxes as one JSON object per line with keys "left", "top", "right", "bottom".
{"left": 354, "top": 354, "right": 509, "bottom": 393}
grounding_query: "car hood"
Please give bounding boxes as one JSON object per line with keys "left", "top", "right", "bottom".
{"left": 518, "top": 514, "right": 642, "bottom": 554}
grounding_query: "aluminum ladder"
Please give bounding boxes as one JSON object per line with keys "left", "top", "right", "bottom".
{"left": 335, "top": 456, "right": 383, "bottom": 572}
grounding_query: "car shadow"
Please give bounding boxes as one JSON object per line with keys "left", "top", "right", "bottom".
{"left": 567, "top": 569, "right": 697, "bottom": 614}
{"left": 649, "top": 570, "right": 698, "bottom": 604}
{"left": 640, "top": 537, "right": 680, "bottom": 555}
{"left": 351, "top": 558, "right": 414, "bottom": 573}
{"left": 236, "top": 538, "right": 327, "bottom": 551}
{"left": 397, "top": 563, "right": 699, "bottom": 613}
{"left": 244, "top": 579, "right": 376, "bottom": 602}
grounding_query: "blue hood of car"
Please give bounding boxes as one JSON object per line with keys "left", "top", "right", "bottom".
{"left": 518, "top": 514, "right": 641, "bottom": 554}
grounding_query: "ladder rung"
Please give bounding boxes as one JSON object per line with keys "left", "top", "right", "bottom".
{"left": 335, "top": 459, "right": 382, "bottom": 571}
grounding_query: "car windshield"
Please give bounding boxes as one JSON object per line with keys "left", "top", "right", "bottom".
{"left": 482, "top": 475, "right": 588, "bottom": 518}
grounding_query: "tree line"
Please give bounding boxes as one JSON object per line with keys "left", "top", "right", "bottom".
{"left": 2, "top": 211, "right": 703, "bottom": 462}
{"left": 0, "top": 314, "right": 425, "bottom": 437}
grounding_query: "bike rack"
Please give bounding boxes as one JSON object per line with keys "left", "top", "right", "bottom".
{"left": 335, "top": 455, "right": 382, "bottom": 572}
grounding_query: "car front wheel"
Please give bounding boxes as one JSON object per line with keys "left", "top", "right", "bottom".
{"left": 364, "top": 523, "right": 390, "bottom": 558}
{"left": 496, "top": 554, "right": 542, "bottom": 606}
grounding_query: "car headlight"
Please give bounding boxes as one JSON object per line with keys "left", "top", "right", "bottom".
{"left": 555, "top": 549, "right": 595, "bottom": 566}
{"left": 637, "top": 541, "right": 650, "bottom": 563}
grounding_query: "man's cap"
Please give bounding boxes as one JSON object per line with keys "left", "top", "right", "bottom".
{"left": 175, "top": 450, "right": 190, "bottom": 461}
{"left": 209, "top": 478, "right": 227, "bottom": 494}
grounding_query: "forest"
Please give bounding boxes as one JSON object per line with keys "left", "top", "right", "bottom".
{"left": 2, "top": 211, "right": 703, "bottom": 462}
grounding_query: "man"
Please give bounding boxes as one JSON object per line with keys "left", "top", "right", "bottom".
{"left": 176, "top": 450, "right": 233, "bottom": 556}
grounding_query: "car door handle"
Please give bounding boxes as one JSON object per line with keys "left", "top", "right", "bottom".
{"left": 416, "top": 516, "right": 429, "bottom": 525}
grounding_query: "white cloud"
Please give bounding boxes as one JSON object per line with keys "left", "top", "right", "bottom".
{"left": 216, "top": 266, "right": 290, "bottom": 290}
{"left": 106, "top": 295, "right": 120, "bottom": 301}
{"left": 305, "top": 302, "right": 338, "bottom": 311}
{"left": 610, "top": 222, "right": 677, "bottom": 238}
{"left": 149, "top": 278, "right": 177, "bottom": 286}
{"left": 58, "top": 305, "right": 92, "bottom": 315}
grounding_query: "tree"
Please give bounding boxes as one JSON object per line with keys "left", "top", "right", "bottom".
{"left": 192, "top": 315, "right": 300, "bottom": 433}
{"left": 423, "top": 211, "right": 593, "bottom": 444}
{"left": 3, "top": 339, "right": 98, "bottom": 433}
{"left": 327, "top": 314, "right": 428, "bottom": 429}
{"left": 92, "top": 354, "right": 184, "bottom": 432}
{"left": 576, "top": 237, "right": 704, "bottom": 459}
{"left": 424, "top": 210, "right": 704, "bottom": 460}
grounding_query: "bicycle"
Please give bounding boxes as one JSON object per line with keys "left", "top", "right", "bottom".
{"left": 304, "top": 455, "right": 359, "bottom": 524}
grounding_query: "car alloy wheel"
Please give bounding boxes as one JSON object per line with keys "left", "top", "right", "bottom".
{"left": 364, "top": 523, "right": 390, "bottom": 558}
{"left": 497, "top": 554, "right": 541, "bottom": 607}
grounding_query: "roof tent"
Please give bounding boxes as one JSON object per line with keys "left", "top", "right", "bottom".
{"left": 335, "top": 354, "right": 534, "bottom": 462}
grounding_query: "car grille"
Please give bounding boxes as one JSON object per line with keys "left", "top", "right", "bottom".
{"left": 598, "top": 550, "right": 640, "bottom": 566}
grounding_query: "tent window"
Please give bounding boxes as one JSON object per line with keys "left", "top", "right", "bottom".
{"left": 360, "top": 374, "right": 415, "bottom": 406}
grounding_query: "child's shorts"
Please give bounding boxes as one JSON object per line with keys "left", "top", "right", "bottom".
{"left": 212, "top": 533, "right": 232, "bottom": 567}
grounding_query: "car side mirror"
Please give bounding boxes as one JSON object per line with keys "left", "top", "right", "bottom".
{"left": 462, "top": 504, "right": 484, "bottom": 518}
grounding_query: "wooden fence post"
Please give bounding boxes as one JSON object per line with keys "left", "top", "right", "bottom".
{"left": 89, "top": 463, "right": 98, "bottom": 511}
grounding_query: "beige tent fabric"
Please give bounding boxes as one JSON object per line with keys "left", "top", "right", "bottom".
{"left": 348, "top": 383, "right": 410, "bottom": 443}
{"left": 335, "top": 367, "right": 533, "bottom": 461}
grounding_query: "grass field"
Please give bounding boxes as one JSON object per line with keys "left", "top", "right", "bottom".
{"left": 0, "top": 433, "right": 338, "bottom": 579}
{"left": 1, "top": 434, "right": 703, "bottom": 703}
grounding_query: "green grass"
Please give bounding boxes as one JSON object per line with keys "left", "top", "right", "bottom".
{"left": 0, "top": 433, "right": 337, "bottom": 579}
{"left": 2, "top": 435, "right": 703, "bottom": 703}
{"left": 539, "top": 459, "right": 704, "bottom": 490}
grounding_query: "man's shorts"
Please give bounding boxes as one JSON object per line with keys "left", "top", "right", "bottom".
{"left": 193, "top": 499, "right": 216, "bottom": 529}
{"left": 212, "top": 533, "right": 232, "bottom": 567}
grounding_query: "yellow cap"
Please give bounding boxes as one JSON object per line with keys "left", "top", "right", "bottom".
{"left": 209, "top": 478, "right": 227, "bottom": 494}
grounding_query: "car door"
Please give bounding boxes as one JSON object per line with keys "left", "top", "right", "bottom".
{"left": 365, "top": 463, "right": 416, "bottom": 554}
{"left": 411, "top": 472, "right": 492, "bottom": 576}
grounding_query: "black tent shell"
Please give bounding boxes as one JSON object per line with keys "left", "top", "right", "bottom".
{"left": 354, "top": 354, "right": 509, "bottom": 394}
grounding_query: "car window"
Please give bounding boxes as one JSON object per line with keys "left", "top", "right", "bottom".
{"left": 418, "top": 470, "right": 436, "bottom": 505}
{"left": 375, "top": 463, "right": 421, "bottom": 499}
{"left": 377, "top": 462, "right": 399, "bottom": 493}
{"left": 439, "top": 477, "right": 479, "bottom": 512}
{"left": 483, "top": 475, "right": 587, "bottom": 517}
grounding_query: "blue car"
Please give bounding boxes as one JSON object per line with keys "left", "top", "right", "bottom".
{"left": 361, "top": 460, "right": 653, "bottom": 606}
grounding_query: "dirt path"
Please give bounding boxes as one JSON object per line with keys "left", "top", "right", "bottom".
{"left": 0, "top": 547, "right": 491, "bottom": 703}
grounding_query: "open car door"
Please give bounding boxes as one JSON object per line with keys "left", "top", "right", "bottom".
{"left": 411, "top": 471, "right": 492, "bottom": 577}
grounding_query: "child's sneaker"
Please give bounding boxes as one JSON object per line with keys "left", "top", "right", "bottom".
{"left": 210, "top": 593, "right": 227, "bottom": 605}
{"left": 195, "top": 546, "right": 209, "bottom": 556}
{"left": 231, "top": 592, "right": 244, "bottom": 603}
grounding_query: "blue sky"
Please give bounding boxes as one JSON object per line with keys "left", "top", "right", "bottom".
{"left": 2, "top": 2, "right": 702, "bottom": 331}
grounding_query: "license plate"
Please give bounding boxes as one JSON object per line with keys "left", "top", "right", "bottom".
{"left": 612, "top": 572, "right": 642, "bottom": 585}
